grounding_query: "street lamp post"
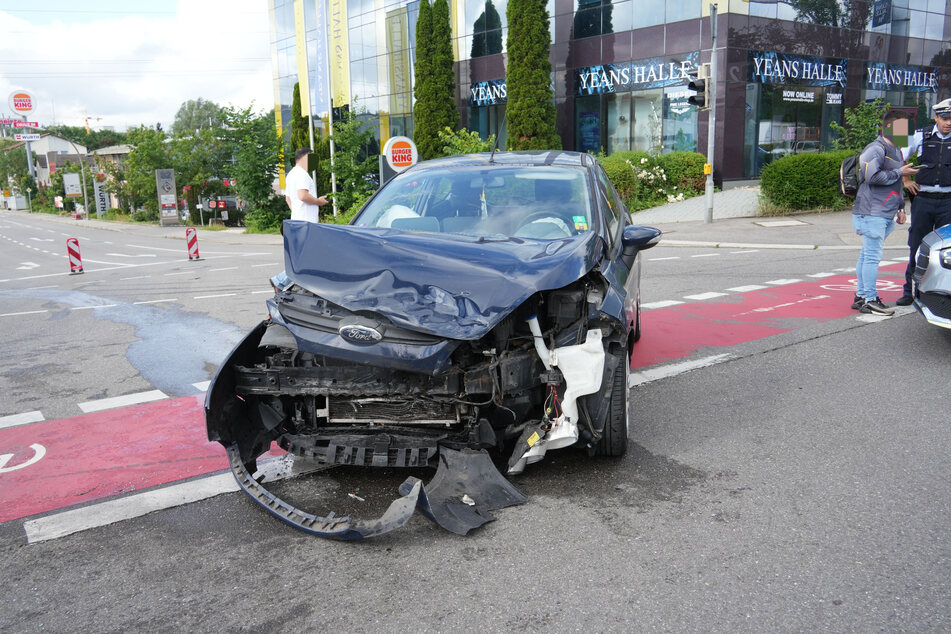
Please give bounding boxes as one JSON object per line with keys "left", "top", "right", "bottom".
{"left": 64, "top": 139, "right": 90, "bottom": 220}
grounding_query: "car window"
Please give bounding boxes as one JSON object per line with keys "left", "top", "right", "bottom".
{"left": 593, "top": 164, "right": 623, "bottom": 245}
{"left": 354, "top": 166, "right": 593, "bottom": 240}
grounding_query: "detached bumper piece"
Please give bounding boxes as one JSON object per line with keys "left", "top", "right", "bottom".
{"left": 226, "top": 444, "right": 525, "bottom": 540}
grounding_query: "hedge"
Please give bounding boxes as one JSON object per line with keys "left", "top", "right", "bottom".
{"left": 598, "top": 150, "right": 707, "bottom": 212}
{"left": 759, "top": 150, "right": 854, "bottom": 211}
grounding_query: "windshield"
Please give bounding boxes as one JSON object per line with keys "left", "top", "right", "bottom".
{"left": 353, "top": 165, "right": 593, "bottom": 239}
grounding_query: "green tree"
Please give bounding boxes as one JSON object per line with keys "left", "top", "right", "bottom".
{"left": 290, "top": 82, "right": 312, "bottom": 154}
{"left": 506, "top": 0, "right": 561, "bottom": 150}
{"left": 40, "top": 124, "right": 127, "bottom": 151}
{"left": 830, "top": 97, "right": 889, "bottom": 152}
{"left": 325, "top": 106, "right": 377, "bottom": 220}
{"left": 169, "top": 126, "right": 230, "bottom": 217}
{"left": 171, "top": 98, "right": 223, "bottom": 136}
{"left": 221, "top": 105, "right": 284, "bottom": 229}
{"left": 413, "top": 0, "right": 435, "bottom": 157}
{"left": 0, "top": 139, "right": 29, "bottom": 193}
{"left": 124, "top": 125, "right": 171, "bottom": 212}
{"left": 438, "top": 126, "right": 495, "bottom": 156}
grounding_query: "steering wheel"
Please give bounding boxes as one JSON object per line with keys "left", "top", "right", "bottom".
{"left": 516, "top": 210, "right": 578, "bottom": 236}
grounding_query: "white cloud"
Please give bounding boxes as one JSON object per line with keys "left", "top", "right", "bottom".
{"left": 0, "top": 0, "right": 273, "bottom": 131}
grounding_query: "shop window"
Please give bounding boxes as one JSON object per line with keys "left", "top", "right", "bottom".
{"left": 632, "top": 0, "right": 664, "bottom": 28}
{"left": 573, "top": 0, "right": 613, "bottom": 38}
{"left": 606, "top": 94, "right": 631, "bottom": 153}
{"left": 665, "top": 0, "right": 700, "bottom": 23}
{"left": 471, "top": 1, "right": 504, "bottom": 57}
{"left": 662, "top": 86, "right": 697, "bottom": 152}
{"left": 576, "top": 95, "right": 603, "bottom": 153}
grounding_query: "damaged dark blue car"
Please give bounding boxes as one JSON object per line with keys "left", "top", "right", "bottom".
{"left": 205, "top": 151, "right": 661, "bottom": 539}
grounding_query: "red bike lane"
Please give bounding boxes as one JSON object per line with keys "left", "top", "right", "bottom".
{"left": 0, "top": 266, "right": 907, "bottom": 524}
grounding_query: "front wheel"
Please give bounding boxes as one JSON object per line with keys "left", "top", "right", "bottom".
{"left": 595, "top": 346, "right": 629, "bottom": 457}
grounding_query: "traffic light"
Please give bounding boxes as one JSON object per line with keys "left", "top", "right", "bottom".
{"left": 687, "top": 75, "right": 708, "bottom": 109}
{"left": 687, "top": 62, "right": 711, "bottom": 109}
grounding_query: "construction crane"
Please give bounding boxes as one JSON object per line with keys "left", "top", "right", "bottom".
{"left": 83, "top": 112, "right": 102, "bottom": 134}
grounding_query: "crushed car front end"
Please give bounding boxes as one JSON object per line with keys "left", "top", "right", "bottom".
{"left": 205, "top": 152, "right": 661, "bottom": 538}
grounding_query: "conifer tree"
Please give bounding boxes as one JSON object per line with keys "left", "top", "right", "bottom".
{"left": 413, "top": 0, "right": 458, "bottom": 159}
{"left": 506, "top": 0, "right": 561, "bottom": 150}
{"left": 290, "top": 82, "right": 311, "bottom": 154}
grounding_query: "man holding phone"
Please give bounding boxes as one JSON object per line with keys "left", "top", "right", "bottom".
{"left": 285, "top": 147, "right": 329, "bottom": 222}
{"left": 271, "top": 147, "right": 329, "bottom": 291}
{"left": 899, "top": 97, "right": 951, "bottom": 306}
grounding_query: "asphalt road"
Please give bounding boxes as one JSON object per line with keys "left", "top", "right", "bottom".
{"left": 1, "top": 211, "right": 949, "bottom": 632}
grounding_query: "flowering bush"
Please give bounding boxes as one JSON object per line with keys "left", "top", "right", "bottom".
{"left": 598, "top": 150, "right": 705, "bottom": 212}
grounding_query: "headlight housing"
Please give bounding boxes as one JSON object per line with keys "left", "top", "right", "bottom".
{"left": 941, "top": 247, "right": 951, "bottom": 270}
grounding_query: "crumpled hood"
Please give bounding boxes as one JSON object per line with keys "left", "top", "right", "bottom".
{"left": 283, "top": 221, "right": 601, "bottom": 340}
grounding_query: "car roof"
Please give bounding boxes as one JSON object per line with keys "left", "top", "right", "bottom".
{"left": 405, "top": 150, "right": 595, "bottom": 173}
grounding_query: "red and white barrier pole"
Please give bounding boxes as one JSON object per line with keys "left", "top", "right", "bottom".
{"left": 66, "top": 238, "right": 83, "bottom": 274}
{"left": 185, "top": 227, "right": 200, "bottom": 260}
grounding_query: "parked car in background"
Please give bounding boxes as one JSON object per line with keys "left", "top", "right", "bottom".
{"left": 205, "top": 150, "right": 662, "bottom": 539}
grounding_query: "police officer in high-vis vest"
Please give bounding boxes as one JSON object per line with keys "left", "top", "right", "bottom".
{"left": 900, "top": 97, "right": 951, "bottom": 306}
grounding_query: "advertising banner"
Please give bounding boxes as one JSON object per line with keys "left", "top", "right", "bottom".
{"left": 14, "top": 133, "right": 41, "bottom": 141}
{"left": 63, "top": 173, "right": 82, "bottom": 198}
{"left": 470, "top": 79, "right": 507, "bottom": 106}
{"left": 747, "top": 50, "right": 846, "bottom": 87}
{"left": 575, "top": 52, "right": 700, "bottom": 96}
{"left": 329, "top": 0, "right": 351, "bottom": 107}
{"left": 386, "top": 7, "right": 411, "bottom": 115}
{"left": 864, "top": 61, "right": 937, "bottom": 92}
{"left": 294, "top": 0, "right": 310, "bottom": 115}
{"left": 93, "top": 175, "right": 108, "bottom": 216}
{"left": 8, "top": 91, "right": 35, "bottom": 115}
{"left": 154, "top": 169, "right": 179, "bottom": 226}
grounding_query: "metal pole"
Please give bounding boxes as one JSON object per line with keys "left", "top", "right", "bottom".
{"left": 704, "top": 3, "right": 718, "bottom": 224}
{"left": 23, "top": 114, "right": 36, "bottom": 180}
{"left": 27, "top": 189, "right": 33, "bottom": 213}
{"left": 67, "top": 140, "right": 90, "bottom": 220}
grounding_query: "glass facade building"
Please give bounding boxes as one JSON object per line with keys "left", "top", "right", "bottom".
{"left": 269, "top": 0, "right": 951, "bottom": 180}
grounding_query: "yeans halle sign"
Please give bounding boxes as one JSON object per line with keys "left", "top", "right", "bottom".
{"left": 748, "top": 51, "right": 846, "bottom": 87}
{"left": 575, "top": 52, "right": 700, "bottom": 96}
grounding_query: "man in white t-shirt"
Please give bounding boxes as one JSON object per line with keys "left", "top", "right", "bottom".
{"left": 285, "top": 147, "right": 328, "bottom": 222}
{"left": 271, "top": 147, "right": 329, "bottom": 291}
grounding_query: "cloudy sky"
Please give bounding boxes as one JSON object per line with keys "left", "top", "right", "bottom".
{"left": 0, "top": 0, "right": 273, "bottom": 131}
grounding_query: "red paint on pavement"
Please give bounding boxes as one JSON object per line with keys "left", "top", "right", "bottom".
{"left": 632, "top": 268, "right": 905, "bottom": 369}
{"left": 0, "top": 395, "right": 224, "bottom": 523}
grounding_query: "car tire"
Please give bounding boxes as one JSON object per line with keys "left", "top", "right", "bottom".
{"left": 596, "top": 346, "right": 629, "bottom": 457}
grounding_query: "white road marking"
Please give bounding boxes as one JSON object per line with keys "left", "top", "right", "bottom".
{"left": 683, "top": 292, "right": 727, "bottom": 301}
{"left": 629, "top": 354, "right": 732, "bottom": 388}
{"left": 0, "top": 309, "right": 49, "bottom": 318}
{"left": 70, "top": 304, "right": 118, "bottom": 311}
{"left": 690, "top": 253, "right": 720, "bottom": 258}
{"left": 192, "top": 381, "right": 211, "bottom": 392}
{"left": 209, "top": 267, "right": 239, "bottom": 272}
{"left": 17, "top": 262, "right": 40, "bottom": 270}
{"left": 735, "top": 295, "right": 830, "bottom": 316}
{"left": 78, "top": 390, "right": 168, "bottom": 414}
{"left": 30, "top": 237, "right": 54, "bottom": 242}
{"left": 251, "top": 263, "right": 275, "bottom": 267}
{"left": 642, "top": 300, "right": 684, "bottom": 310}
{"left": 194, "top": 293, "right": 237, "bottom": 299}
{"left": 120, "top": 275, "right": 151, "bottom": 281}
{"left": 24, "top": 473, "right": 240, "bottom": 543}
{"left": 105, "top": 253, "right": 157, "bottom": 258}
{"left": 25, "top": 285, "right": 58, "bottom": 289}
{"left": 251, "top": 289, "right": 273, "bottom": 294}
{"left": 765, "top": 278, "right": 802, "bottom": 285}
{"left": 807, "top": 272, "right": 836, "bottom": 278}
{"left": 164, "top": 271, "right": 191, "bottom": 276}
{"left": 726, "top": 285, "right": 766, "bottom": 292}
{"left": 132, "top": 299, "right": 178, "bottom": 305}
{"left": 23, "top": 455, "right": 319, "bottom": 543}
{"left": 730, "top": 250, "right": 760, "bottom": 254}
{"left": 0, "top": 410, "right": 45, "bottom": 430}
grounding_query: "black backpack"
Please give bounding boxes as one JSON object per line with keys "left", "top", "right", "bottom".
{"left": 839, "top": 152, "right": 862, "bottom": 198}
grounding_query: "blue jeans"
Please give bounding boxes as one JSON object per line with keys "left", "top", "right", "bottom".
{"left": 853, "top": 214, "right": 895, "bottom": 301}
{"left": 270, "top": 270, "right": 290, "bottom": 291}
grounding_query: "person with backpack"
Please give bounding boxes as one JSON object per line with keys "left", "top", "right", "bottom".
{"left": 850, "top": 109, "right": 919, "bottom": 315}
{"left": 897, "top": 97, "right": 951, "bottom": 306}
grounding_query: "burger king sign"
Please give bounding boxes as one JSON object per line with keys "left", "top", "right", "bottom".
{"left": 383, "top": 136, "right": 418, "bottom": 173}
{"left": 9, "top": 91, "right": 35, "bottom": 116}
